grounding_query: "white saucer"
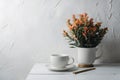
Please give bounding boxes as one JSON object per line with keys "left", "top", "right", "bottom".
{"left": 47, "top": 64, "right": 76, "bottom": 71}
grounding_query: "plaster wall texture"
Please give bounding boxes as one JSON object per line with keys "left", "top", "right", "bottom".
{"left": 0, "top": 0, "right": 120, "bottom": 80}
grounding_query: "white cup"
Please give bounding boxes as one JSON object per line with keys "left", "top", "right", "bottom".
{"left": 50, "top": 54, "right": 74, "bottom": 68}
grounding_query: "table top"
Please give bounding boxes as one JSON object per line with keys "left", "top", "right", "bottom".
{"left": 26, "top": 63, "right": 120, "bottom": 80}
{"left": 28, "top": 63, "right": 120, "bottom": 75}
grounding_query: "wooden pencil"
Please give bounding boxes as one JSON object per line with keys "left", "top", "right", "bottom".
{"left": 73, "top": 68, "right": 96, "bottom": 74}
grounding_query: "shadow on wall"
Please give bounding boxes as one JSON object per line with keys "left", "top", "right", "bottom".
{"left": 98, "top": 37, "right": 120, "bottom": 63}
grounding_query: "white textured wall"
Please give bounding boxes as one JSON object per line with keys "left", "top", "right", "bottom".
{"left": 0, "top": 0, "right": 120, "bottom": 80}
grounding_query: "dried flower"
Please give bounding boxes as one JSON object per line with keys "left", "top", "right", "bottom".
{"left": 72, "top": 14, "right": 76, "bottom": 22}
{"left": 63, "top": 13, "right": 108, "bottom": 48}
{"left": 63, "top": 30, "right": 68, "bottom": 37}
{"left": 104, "top": 27, "right": 108, "bottom": 31}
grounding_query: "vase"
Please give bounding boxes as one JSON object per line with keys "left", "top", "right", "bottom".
{"left": 77, "top": 47, "right": 102, "bottom": 68}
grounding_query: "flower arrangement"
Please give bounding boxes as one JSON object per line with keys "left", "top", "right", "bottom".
{"left": 63, "top": 13, "right": 108, "bottom": 48}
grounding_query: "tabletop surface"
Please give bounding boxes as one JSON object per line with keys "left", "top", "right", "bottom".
{"left": 29, "top": 63, "right": 120, "bottom": 75}
{"left": 26, "top": 63, "right": 120, "bottom": 80}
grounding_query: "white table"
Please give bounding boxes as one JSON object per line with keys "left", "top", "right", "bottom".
{"left": 25, "top": 63, "right": 120, "bottom": 80}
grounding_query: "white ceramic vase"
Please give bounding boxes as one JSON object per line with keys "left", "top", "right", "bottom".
{"left": 77, "top": 47, "right": 102, "bottom": 67}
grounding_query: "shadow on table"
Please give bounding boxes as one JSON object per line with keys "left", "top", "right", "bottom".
{"left": 94, "top": 63, "right": 120, "bottom": 67}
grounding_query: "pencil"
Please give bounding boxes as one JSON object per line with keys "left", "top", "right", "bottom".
{"left": 73, "top": 68, "right": 96, "bottom": 74}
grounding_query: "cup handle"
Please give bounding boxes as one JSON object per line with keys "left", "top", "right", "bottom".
{"left": 95, "top": 44, "right": 103, "bottom": 60}
{"left": 67, "top": 57, "right": 74, "bottom": 65}
{"left": 95, "top": 51, "right": 103, "bottom": 60}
